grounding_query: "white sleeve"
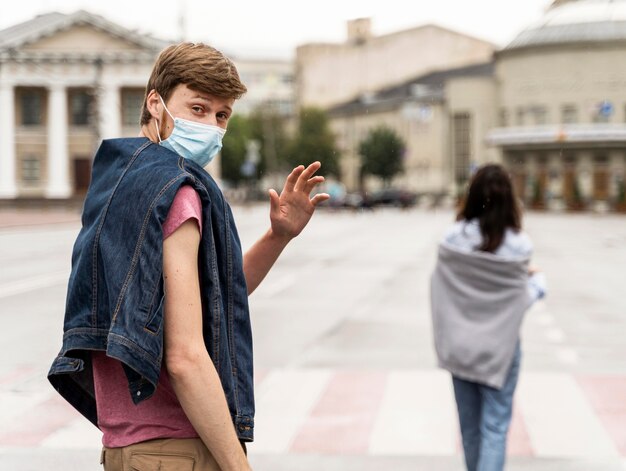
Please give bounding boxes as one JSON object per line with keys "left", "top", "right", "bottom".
{"left": 528, "top": 271, "right": 547, "bottom": 302}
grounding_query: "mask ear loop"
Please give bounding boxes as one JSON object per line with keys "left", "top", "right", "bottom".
{"left": 155, "top": 95, "right": 175, "bottom": 143}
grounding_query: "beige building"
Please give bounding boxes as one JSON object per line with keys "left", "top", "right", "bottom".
{"left": 0, "top": 11, "right": 169, "bottom": 199}
{"left": 0, "top": 11, "right": 297, "bottom": 200}
{"left": 488, "top": 0, "right": 626, "bottom": 211}
{"left": 329, "top": 63, "right": 497, "bottom": 195}
{"left": 296, "top": 18, "right": 495, "bottom": 109}
{"left": 328, "top": 0, "right": 626, "bottom": 211}
{"left": 234, "top": 58, "right": 295, "bottom": 117}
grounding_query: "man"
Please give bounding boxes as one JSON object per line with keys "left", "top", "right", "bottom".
{"left": 48, "top": 42, "right": 329, "bottom": 471}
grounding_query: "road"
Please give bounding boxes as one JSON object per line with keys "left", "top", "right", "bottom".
{"left": 0, "top": 205, "right": 624, "bottom": 470}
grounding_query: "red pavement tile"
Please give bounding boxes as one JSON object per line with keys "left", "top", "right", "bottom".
{"left": 576, "top": 375, "right": 626, "bottom": 456}
{"left": 290, "top": 371, "right": 387, "bottom": 454}
{"left": 508, "top": 403, "right": 534, "bottom": 456}
{"left": 0, "top": 395, "right": 79, "bottom": 446}
{"left": 0, "top": 365, "right": 37, "bottom": 387}
{"left": 254, "top": 368, "right": 270, "bottom": 387}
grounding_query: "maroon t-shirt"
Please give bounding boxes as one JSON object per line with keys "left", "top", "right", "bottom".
{"left": 92, "top": 185, "right": 202, "bottom": 447}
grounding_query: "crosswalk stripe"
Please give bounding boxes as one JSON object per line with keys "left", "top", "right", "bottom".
{"left": 1, "top": 367, "right": 624, "bottom": 461}
{"left": 252, "top": 368, "right": 332, "bottom": 453}
{"left": 0, "top": 395, "right": 78, "bottom": 446}
{"left": 0, "top": 390, "right": 51, "bottom": 433}
{"left": 576, "top": 375, "right": 626, "bottom": 456}
{"left": 369, "top": 370, "right": 457, "bottom": 456}
{"left": 290, "top": 371, "right": 387, "bottom": 454}
{"left": 40, "top": 418, "right": 102, "bottom": 449}
{"left": 517, "top": 372, "right": 620, "bottom": 458}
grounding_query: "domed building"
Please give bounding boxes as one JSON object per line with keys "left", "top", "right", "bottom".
{"left": 488, "top": 0, "right": 626, "bottom": 210}
{"left": 325, "top": 0, "right": 626, "bottom": 211}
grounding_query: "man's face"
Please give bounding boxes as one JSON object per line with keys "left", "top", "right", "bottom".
{"left": 158, "top": 84, "right": 234, "bottom": 139}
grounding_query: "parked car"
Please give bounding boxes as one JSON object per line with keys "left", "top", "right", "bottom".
{"left": 366, "top": 188, "right": 418, "bottom": 208}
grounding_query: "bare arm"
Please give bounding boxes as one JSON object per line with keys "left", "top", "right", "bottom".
{"left": 244, "top": 162, "right": 330, "bottom": 294}
{"left": 163, "top": 219, "right": 250, "bottom": 471}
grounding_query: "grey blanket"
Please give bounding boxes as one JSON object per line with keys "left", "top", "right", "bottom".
{"left": 430, "top": 243, "right": 533, "bottom": 389}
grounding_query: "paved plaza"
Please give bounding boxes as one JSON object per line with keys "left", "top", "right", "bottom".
{"left": 0, "top": 205, "right": 624, "bottom": 470}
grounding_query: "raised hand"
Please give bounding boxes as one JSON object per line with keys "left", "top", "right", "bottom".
{"left": 268, "top": 161, "right": 330, "bottom": 240}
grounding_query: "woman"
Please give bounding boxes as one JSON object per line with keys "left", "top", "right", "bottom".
{"left": 430, "top": 164, "right": 545, "bottom": 471}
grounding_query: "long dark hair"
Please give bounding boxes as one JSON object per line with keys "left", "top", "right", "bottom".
{"left": 457, "top": 164, "right": 522, "bottom": 253}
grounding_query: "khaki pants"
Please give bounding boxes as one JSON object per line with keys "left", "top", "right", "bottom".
{"left": 101, "top": 438, "right": 224, "bottom": 471}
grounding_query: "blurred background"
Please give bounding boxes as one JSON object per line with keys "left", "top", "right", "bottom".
{"left": 0, "top": 0, "right": 624, "bottom": 470}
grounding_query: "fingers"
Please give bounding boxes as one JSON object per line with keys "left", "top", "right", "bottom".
{"left": 268, "top": 188, "right": 280, "bottom": 214}
{"left": 311, "top": 193, "right": 330, "bottom": 206}
{"left": 294, "top": 161, "right": 322, "bottom": 192}
{"left": 283, "top": 165, "right": 305, "bottom": 193}
{"left": 304, "top": 175, "right": 325, "bottom": 194}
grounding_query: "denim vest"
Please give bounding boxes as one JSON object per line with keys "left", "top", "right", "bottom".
{"left": 47, "top": 137, "right": 255, "bottom": 441}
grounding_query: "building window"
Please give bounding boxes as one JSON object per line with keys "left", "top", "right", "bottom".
{"left": 531, "top": 106, "right": 547, "bottom": 125}
{"left": 19, "top": 89, "right": 44, "bottom": 126}
{"left": 592, "top": 101, "right": 613, "bottom": 123}
{"left": 562, "top": 105, "right": 578, "bottom": 124}
{"left": 453, "top": 112, "right": 471, "bottom": 184}
{"left": 121, "top": 88, "right": 144, "bottom": 127}
{"left": 69, "top": 89, "right": 94, "bottom": 126}
{"left": 499, "top": 108, "right": 508, "bottom": 127}
{"left": 516, "top": 107, "right": 525, "bottom": 126}
{"left": 21, "top": 156, "right": 41, "bottom": 184}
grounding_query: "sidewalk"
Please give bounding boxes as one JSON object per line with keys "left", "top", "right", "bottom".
{"left": 0, "top": 208, "right": 81, "bottom": 229}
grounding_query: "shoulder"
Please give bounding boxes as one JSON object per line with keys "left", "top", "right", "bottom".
{"left": 163, "top": 185, "right": 203, "bottom": 240}
{"left": 499, "top": 229, "right": 533, "bottom": 258}
{"left": 442, "top": 219, "right": 481, "bottom": 252}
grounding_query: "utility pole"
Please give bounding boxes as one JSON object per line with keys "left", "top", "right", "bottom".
{"left": 178, "top": 0, "right": 188, "bottom": 42}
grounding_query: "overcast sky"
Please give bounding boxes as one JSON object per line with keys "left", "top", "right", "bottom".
{"left": 0, "top": 0, "right": 552, "bottom": 59}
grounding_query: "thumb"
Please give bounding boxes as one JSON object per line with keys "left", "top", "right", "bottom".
{"left": 269, "top": 189, "right": 280, "bottom": 214}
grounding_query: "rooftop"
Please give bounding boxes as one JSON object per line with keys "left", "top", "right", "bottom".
{"left": 506, "top": 0, "right": 626, "bottom": 51}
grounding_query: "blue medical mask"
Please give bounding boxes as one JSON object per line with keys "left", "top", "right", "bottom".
{"left": 156, "top": 96, "right": 226, "bottom": 168}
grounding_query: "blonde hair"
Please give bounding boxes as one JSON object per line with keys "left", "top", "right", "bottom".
{"left": 140, "top": 42, "right": 247, "bottom": 125}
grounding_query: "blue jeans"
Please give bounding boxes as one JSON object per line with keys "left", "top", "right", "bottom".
{"left": 452, "top": 344, "right": 522, "bottom": 471}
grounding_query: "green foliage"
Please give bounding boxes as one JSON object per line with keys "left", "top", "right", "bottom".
{"left": 358, "top": 126, "right": 405, "bottom": 184}
{"left": 572, "top": 177, "right": 582, "bottom": 203}
{"left": 248, "top": 108, "right": 290, "bottom": 176}
{"left": 617, "top": 178, "right": 626, "bottom": 203}
{"left": 220, "top": 115, "right": 250, "bottom": 185}
{"left": 287, "top": 107, "right": 340, "bottom": 177}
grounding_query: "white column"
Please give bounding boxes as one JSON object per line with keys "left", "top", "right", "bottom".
{"left": 99, "top": 83, "right": 121, "bottom": 140}
{"left": 46, "top": 84, "right": 71, "bottom": 198}
{"left": 0, "top": 83, "right": 18, "bottom": 198}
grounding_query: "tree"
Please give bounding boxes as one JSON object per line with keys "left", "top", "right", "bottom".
{"left": 288, "top": 107, "right": 340, "bottom": 177}
{"left": 359, "top": 126, "right": 405, "bottom": 186}
{"left": 220, "top": 115, "right": 250, "bottom": 185}
{"left": 248, "top": 107, "right": 290, "bottom": 177}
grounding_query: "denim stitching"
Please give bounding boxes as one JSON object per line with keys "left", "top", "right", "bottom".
{"left": 111, "top": 173, "right": 190, "bottom": 323}
{"left": 91, "top": 140, "right": 151, "bottom": 326}
{"left": 224, "top": 205, "right": 241, "bottom": 414}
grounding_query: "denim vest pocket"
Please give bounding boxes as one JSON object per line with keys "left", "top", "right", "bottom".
{"left": 142, "top": 276, "right": 164, "bottom": 335}
{"left": 50, "top": 355, "right": 84, "bottom": 374}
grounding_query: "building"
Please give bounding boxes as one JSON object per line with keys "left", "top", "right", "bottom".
{"left": 489, "top": 0, "right": 626, "bottom": 211}
{"left": 0, "top": 11, "right": 297, "bottom": 200}
{"left": 0, "top": 10, "right": 169, "bottom": 199}
{"left": 296, "top": 18, "right": 495, "bottom": 109}
{"left": 329, "top": 62, "right": 497, "bottom": 196}
{"left": 233, "top": 58, "right": 295, "bottom": 117}
{"left": 327, "top": 0, "right": 626, "bottom": 211}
